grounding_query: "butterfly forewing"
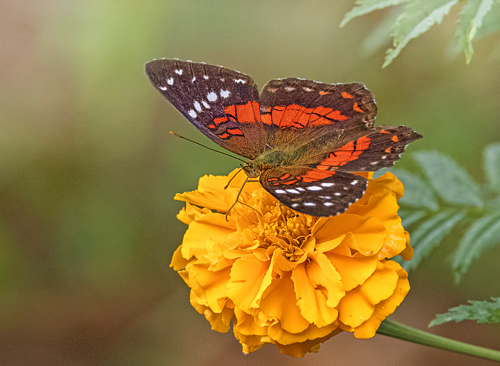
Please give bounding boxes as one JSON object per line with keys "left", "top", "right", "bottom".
{"left": 260, "top": 167, "right": 368, "bottom": 216}
{"left": 258, "top": 78, "right": 377, "bottom": 148}
{"left": 145, "top": 59, "right": 264, "bottom": 159}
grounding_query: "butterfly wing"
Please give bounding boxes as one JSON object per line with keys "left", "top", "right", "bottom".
{"left": 310, "top": 125, "right": 423, "bottom": 172}
{"left": 258, "top": 78, "right": 377, "bottom": 148}
{"left": 260, "top": 167, "right": 368, "bottom": 216}
{"left": 259, "top": 126, "right": 422, "bottom": 216}
{"left": 145, "top": 59, "right": 266, "bottom": 159}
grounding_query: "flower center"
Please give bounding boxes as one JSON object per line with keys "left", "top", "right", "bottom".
{"left": 251, "top": 198, "right": 316, "bottom": 254}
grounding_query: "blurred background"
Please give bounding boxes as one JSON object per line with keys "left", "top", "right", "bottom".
{"left": 1, "top": 1, "right": 499, "bottom": 365}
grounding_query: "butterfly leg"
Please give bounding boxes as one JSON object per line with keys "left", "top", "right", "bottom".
{"left": 225, "top": 178, "right": 263, "bottom": 221}
{"left": 225, "top": 177, "right": 249, "bottom": 221}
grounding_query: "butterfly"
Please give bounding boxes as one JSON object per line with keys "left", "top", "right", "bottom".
{"left": 145, "top": 59, "right": 422, "bottom": 217}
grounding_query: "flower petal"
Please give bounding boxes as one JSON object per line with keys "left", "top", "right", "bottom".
{"left": 259, "top": 271, "right": 311, "bottom": 334}
{"left": 188, "top": 259, "right": 232, "bottom": 313}
{"left": 170, "top": 245, "right": 191, "bottom": 271}
{"left": 353, "top": 261, "right": 410, "bottom": 339}
{"left": 227, "top": 253, "right": 273, "bottom": 312}
{"left": 326, "top": 252, "right": 378, "bottom": 291}
{"left": 314, "top": 214, "right": 386, "bottom": 255}
{"left": 274, "top": 326, "right": 343, "bottom": 358}
{"left": 338, "top": 261, "right": 400, "bottom": 328}
{"left": 181, "top": 212, "right": 235, "bottom": 259}
{"left": 292, "top": 252, "right": 344, "bottom": 327}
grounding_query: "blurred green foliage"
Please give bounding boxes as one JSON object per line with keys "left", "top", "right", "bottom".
{"left": 0, "top": 0, "right": 499, "bottom": 365}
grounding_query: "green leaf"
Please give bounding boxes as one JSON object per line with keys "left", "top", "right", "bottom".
{"left": 360, "top": 7, "right": 401, "bottom": 56}
{"left": 429, "top": 298, "right": 500, "bottom": 327}
{"left": 402, "top": 209, "right": 467, "bottom": 271}
{"left": 340, "top": 0, "right": 410, "bottom": 27}
{"left": 484, "top": 143, "right": 500, "bottom": 193}
{"left": 383, "top": 0, "right": 459, "bottom": 67}
{"left": 413, "top": 151, "right": 483, "bottom": 207}
{"left": 455, "top": 0, "right": 494, "bottom": 63}
{"left": 452, "top": 213, "right": 500, "bottom": 283}
{"left": 475, "top": 0, "right": 500, "bottom": 39}
{"left": 401, "top": 209, "right": 429, "bottom": 227}
{"left": 390, "top": 168, "right": 439, "bottom": 210}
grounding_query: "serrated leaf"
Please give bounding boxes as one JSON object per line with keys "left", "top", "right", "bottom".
{"left": 340, "top": 0, "right": 410, "bottom": 27}
{"left": 402, "top": 209, "right": 466, "bottom": 271}
{"left": 429, "top": 298, "right": 500, "bottom": 327}
{"left": 455, "top": 0, "right": 494, "bottom": 63}
{"left": 475, "top": 0, "right": 500, "bottom": 39}
{"left": 452, "top": 213, "right": 500, "bottom": 283}
{"left": 484, "top": 143, "right": 500, "bottom": 193}
{"left": 401, "top": 209, "right": 429, "bottom": 227}
{"left": 383, "top": 0, "right": 459, "bottom": 68}
{"left": 413, "top": 151, "right": 483, "bottom": 207}
{"left": 361, "top": 7, "right": 401, "bottom": 56}
{"left": 391, "top": 168, "right": 439, "bottom": 210}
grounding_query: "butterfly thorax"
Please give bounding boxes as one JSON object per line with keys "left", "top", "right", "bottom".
{"left": 243, "top": 146, "right": 301, "bottom": 179}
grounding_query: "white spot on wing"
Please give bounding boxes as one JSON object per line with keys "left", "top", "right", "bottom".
{"left": 284, "top": 86, "right": 295, "bottom": 92}
{"left": 286, "top": 189, "right": 300, "bottom": 194}
{"left": 204, "top": 75, "right": 209, "bottom": 80}
{"left": 351, "top": 180, "right": 358, "bottom": 185}
{"left": 159, "top": 86, "right": 167, "bottom": 91}
{"left": 234, "top": 79, "right": 246, "bottom": 84}
{"left": 324, "top": 202, "right": 333, "bottom": 207}
{"left": 321, "top": 182, "right": 334, "bottom": 187}
{"left": 275, "top": 189, "right": 286, "bottom": 194}
{"left": 220, "top": 89, "right": 230, "bottom": 98}
{"left": 191, "top": 76, "right": 196, "bottom": 82}
{"left": 174, "top": 69, "right": 183, "bottom": 75}
{"left": 381, "top": 155, "right": 387, "bottom": 159}
{"left": 334, "top": 193, "right": 342, "bottom": 196}
{"left": 370, "top": 161, "right": 378, "bottom": 165}
{"left": 167, "top": 78, "right": 174, "bottom": 85}
{"left": 207, "top": 92, "right": 217, "bottom": 101}
{"left": 202, "top": 101, "right": 210, "bottom": 109}
{"left": 304, "top": 202, "right": 316, "bottom": 207}
{"left": 193, "top": 101, "right": 202, "bottom": 112}
{"left": 188, "top": 110, "right": 197, "bottom": 118}
{"left": 307, "top": 186, "right": 322, "bottom": 191}
{"left": 291, "top": 203, "right": 299, "bottom": 208}
{"left": 303, "top": 87, "right": 313, "bottom": 92}
{"left": 296, "top": 187, "right": 305, "bottom": 192}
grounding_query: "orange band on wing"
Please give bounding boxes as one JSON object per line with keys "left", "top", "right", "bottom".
{"left": 261, "top": 104, "right": 349, "bottom": 128}
{"left": 302, "top": 170, "right": 335, "bottom": 183}
{"left": 318, "top": 136, "right": 371, "bottom": 168}
{"left": 222, "top": 101, "right": 261, "bottom": 123}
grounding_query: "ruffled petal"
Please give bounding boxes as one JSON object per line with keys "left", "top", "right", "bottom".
{"left": 292, "top": 252, "right": 343, "bottom": 327}
{"left": 227, "top": 253, "right": 273, "bottom": 312}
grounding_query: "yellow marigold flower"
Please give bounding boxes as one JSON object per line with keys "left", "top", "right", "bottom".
{"left": 171, "top": 169, "right": 412, "bottom": 357}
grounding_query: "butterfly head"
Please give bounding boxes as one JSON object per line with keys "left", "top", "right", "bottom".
{"left": 242, "top": 161, "right": 261, "bottom": 179}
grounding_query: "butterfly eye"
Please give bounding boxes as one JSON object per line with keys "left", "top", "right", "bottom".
{"left": 243, "top": 163, "right": 260, "bottom": 178}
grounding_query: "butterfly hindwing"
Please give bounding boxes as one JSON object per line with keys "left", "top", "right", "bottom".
{"left": 145, "top": 59, "right": 265, "bottom": 159}
{"left": 260, "top": 167, "right": 368, "bottom": 216}
{"left": 312, "top": 125, "right": 423, "bottom": 172}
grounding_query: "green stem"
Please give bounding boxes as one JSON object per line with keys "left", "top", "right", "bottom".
{"left": 377, "top": 319, "right": 500, "bottom": 362}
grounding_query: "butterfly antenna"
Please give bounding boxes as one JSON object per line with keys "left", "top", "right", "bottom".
{"left": 170, "top": 131, "right": 247, "bottom": 163}
{"left": 224, "top": 168, "right": 244, "bottom": 189}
